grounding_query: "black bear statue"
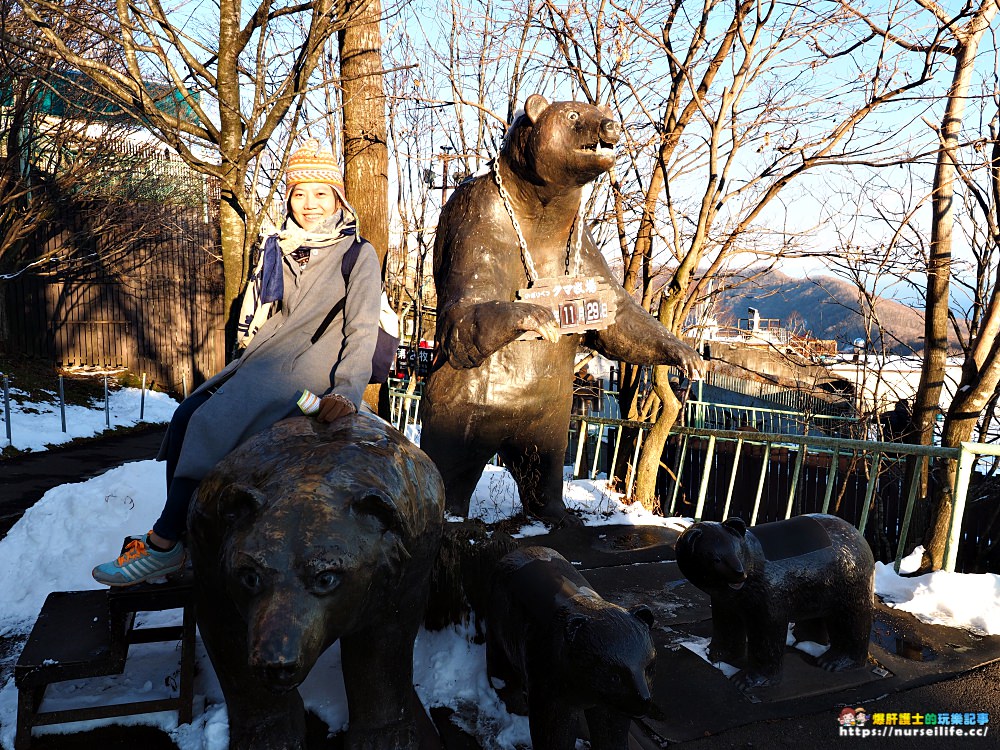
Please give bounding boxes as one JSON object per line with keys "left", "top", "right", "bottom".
{"left": 675, "top": 514, "right": 875, "bottom": 690}
{"left": 486, "top": 546, "right": 657, "bottom": 750}
{"left": 187, "top": 414, "right": 445, "bottom": 750}
{"left": 421, "top": 93, "right": 702, "bottom": 526}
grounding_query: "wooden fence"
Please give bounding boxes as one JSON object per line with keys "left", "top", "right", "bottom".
{"left": 3, "top": 180, "right": 224, "bottom": 393}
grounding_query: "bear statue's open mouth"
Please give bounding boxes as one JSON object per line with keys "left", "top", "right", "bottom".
{"left": 728, "top": 581, "right": 745, "bottom": 590}
{"left": 580, "top": 139, "right": 616, "bottom": 155}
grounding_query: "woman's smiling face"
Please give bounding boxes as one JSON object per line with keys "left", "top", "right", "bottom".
{"left": 289, "top": 183, "right": 341, "bottom": 231}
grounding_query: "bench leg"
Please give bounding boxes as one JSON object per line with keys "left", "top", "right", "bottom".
{"left": 178, "top": 602, "right": 197, "bottom": 725}
{"left": 15, "top": 685, "right": 41, "bottom": 750}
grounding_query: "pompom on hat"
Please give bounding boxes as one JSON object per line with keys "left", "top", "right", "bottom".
{"left": 284, "top": 138, "right": 348, "bottom": 206}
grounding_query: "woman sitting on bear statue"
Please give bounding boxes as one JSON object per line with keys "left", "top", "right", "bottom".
{"left": 92, "top": 140, "right": 382, "bottom": 586}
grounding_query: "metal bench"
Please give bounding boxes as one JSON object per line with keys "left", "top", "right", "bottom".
{"left": 14, "top": 560, "right": 196, "bottom": 749}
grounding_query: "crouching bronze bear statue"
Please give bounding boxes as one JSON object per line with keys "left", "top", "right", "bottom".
{"left": 675, "top": 514, "right": 874, "bottom": 690}
{"left": 187, "top": 414, "right": 445, "bottom": 750}
{"left": 486, "top": 546, "right": 657, "bottom": 750}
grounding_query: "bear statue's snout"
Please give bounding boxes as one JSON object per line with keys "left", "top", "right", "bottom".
{"left": 248, "top": 612, "right": 315, "bottom": 692}
{"left": 633, "top": 679, "right": 652, "bottom": 710}
{"left": 599, "top": 118, "right": 622, "bottom": 146}
{"left": 717, "top": 554, "right": 747, "bottom": 589}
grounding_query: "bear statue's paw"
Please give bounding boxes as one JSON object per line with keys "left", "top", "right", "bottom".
{"left": 707, "top": 642, "right": 745, "bottom": 665}
{"left": 529, "top": 502, "right": 584, "bottom": 528}
{"left": 345, "top": 721, "right": 418, "bottom": 750}
{"left": 490, "top": 679, "right": 529, "bottom": 716}
{"left": 816, "top": 651, "right": 867, "bottom": 673}
{"left": 731, "top": 668, "right": 780, "bottom": 691}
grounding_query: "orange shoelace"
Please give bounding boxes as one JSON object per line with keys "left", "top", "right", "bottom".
{"left": 117, "top": 538, "right": 149, "bottom": 565}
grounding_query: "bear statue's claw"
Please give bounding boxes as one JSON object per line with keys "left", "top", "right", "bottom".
{"left": 732, "top": 669, "right": 779, "bottom": 691}
{"left": 816, "top": 651, "right": 866, "bottom": 672}
{"left": 708, "top": 645, "right": 744, "bottom": 665}
{"left": 531, "top": 504, "right": 584, "bottom": 528}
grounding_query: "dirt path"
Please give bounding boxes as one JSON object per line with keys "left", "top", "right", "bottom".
{"left": 0, "top": 425, "right": 166, "bottom": 539}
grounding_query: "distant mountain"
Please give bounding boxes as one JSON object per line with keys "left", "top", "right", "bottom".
{"left": 705, "top": 270, "right": 931, "bottom": 354}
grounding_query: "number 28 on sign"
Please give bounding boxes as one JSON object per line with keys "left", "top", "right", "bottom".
{"left": 516, "top": 276, "right": 618, "bottom": 339}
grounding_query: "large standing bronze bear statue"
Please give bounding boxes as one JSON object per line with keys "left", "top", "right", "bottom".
{"left": 421, "top": 94, "right": 702, "bottom": 525}
{"left": 486, "top": 546, "right": 657, "bottom": 750}
{"left": 675, "top": 514, "right": 874, "bottom": 690}
{"left": 187, "top": 414, "right": 445, "bottom": 750}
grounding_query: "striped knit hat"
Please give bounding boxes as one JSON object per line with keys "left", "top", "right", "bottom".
{"left": 284, "top": 139, "right": 348, "bottom": 205}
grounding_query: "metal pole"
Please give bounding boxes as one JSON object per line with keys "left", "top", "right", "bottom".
{"left": 693, "top": 435, "right": 717, "bottom": 522}
{"left": 58, "top": 375, "right": 67, "bottom": 433}
{"left": 104, "top": 376, "right": 110, "bottom": 428}
{"left": 183, "top": 370, "right": 189, "bottom": 399}
{"left": 944, "top": 444, "right": 976, "bottom": 573}
{"left": 3, "top": 374, "right": 11, "bottom": 445}
{"left": 573, "top": 419, "right": 587, "bottom": 478}
{"left": 140, "top": 372, "right": 147, "bottom": 421}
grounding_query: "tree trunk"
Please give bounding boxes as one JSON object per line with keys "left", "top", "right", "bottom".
{"left": 218, "top": 187, "right": 250, "bottom": 359}
{"left": 631, "top": 367, "right": 680, "bottom": 511}
{"left": 914, "top": 2, "right": 998, "bottom": 567}
{"left": 926, "top": 342, "right": 1000, "bottom": 567}
{"left": 339, "top": 0, "right": 389, "bottom": 264}
{"left": 339, "top": 0, "right": 388, "bottom": 413}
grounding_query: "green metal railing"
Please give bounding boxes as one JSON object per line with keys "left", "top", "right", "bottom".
{"left": 683, "top": 399, "right": 859, "bottom": 437}
{"left": 387, "top": 385, "right": 985, "bottom": 573}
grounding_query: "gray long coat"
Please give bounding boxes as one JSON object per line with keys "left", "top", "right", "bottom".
{"left": 162, "top": 233, "right": 381, "bottom": 481}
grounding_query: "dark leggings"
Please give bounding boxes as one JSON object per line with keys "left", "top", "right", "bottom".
{"left": 151, "top": 390, "right": 213, "bottom": 542}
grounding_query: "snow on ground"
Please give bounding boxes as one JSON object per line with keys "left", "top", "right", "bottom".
{"left": 1, "top": 382, "right": 178, "bottom": 453}
{"left": 876, "top": 547, "right": 1000, "bottom": 636}
{"left": 1, "top": 396, "right": 999, "bottom": 749}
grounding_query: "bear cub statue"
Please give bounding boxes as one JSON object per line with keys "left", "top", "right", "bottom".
{"left": 187, "top": 413, "right": 445, "bottom": 750}
{"left": 486, "top": 546, "right": 657, "bottom": 750}
{"left": 675, "top": 514, "right": 875, "bottom": 691}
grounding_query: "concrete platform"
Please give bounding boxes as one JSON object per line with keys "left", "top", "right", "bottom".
{"left": 494, "top": 523, "right": 1000, "bottom": 746}
{"left": 3, "top": 426, "right": 998, "bottom": 748}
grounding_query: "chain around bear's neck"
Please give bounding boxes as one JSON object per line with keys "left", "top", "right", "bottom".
{"left": 493, "top": 159, "right": 584, "bottom": 284}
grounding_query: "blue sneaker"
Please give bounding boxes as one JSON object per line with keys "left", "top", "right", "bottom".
{"left": 92, "top": 533, "right": 185, "bottom": 587}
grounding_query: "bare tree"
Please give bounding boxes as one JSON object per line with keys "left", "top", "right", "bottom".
{"left": 837, "top": 0, "right": 1000, "bottom": 569}
{"left": 10, "top": 0, "right": 356, "bottom": 349}
{"left": 339, "top": 0, "right": 390, "bottom": 263}
{"left": 0, "top": 1, "right": 206, "bottom": 349}
{"left": 536, "top": 0, "right": 938, "bottom": 508}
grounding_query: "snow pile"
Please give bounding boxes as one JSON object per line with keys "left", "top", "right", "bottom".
{"left": 1, "top": 384, "right": 177, "bottom": 453}
{"left": 876, "top": 547, "right": 1000, "bottom": 636}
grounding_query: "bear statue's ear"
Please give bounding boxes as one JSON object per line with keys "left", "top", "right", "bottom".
{"left": 630, "top": 605, "right": 655, "bottom": 629}
{"left": 679, "top": 526, "right": 702, "bottom": 553}
{"left": 723, "top": 517, "right": 747, "bottom": 537}
{"left": 565, "top": 613, "right": 589, "bottom": 643}
{"left": 600, "top": 103, "right": 614, "bottom": 119}
{"left": 351, "top": 491, "right": 405, "bottom": 536}
{"left": 218, "top": 483, "right": 267, "bottom": 524}
{"left": 524, "top": 94, "right": 549, "bottom": 124}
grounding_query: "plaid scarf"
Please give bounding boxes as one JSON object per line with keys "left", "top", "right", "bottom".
{"left": 237, "top": 210, "right": 356, "bottom": 348}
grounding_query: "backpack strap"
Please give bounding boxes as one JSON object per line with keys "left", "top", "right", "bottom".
{"left": 310, "top": 240, "right": 363, "bottom": 344}
{"left": 340, "top": 240, "right": 363, "bottom": 280}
